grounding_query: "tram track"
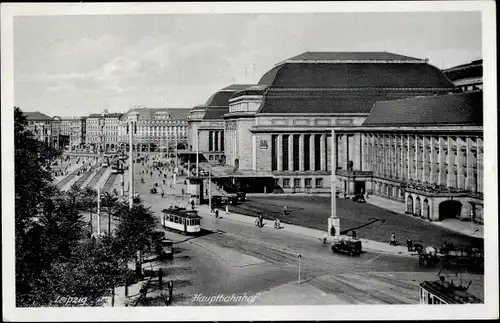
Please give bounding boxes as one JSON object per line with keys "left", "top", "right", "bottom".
{"left": 86, "top": 167, "right": 107, "bottom": 188}
{"left": 103, "top": 173, "right": 118, "bottom": 192}
{"left": 56, "top": 161, "right": 93, "bottom": 190}
{"left": 73, "top": 162, "right": 100, "bottom": 188}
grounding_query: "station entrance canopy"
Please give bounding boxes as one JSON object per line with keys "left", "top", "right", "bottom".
{"left": 198, "top": 163, "right": 274, "bottom": 178}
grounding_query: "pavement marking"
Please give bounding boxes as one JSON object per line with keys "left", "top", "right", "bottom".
{"left": 364, "top": 254, "right": 383, "bottom": 263}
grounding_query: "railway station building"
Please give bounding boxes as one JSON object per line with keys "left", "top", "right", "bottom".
{"left": 186, "top": 51, "right": 484, "bottom": 223}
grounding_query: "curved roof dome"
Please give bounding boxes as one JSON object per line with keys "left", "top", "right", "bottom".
{"left": 202, "top": 84, "right": 255, "bottom": 119}
{"left": 259, "top": 62, "right": 454, "bottom": 89}
{"left": 258, "top": 51, "right": 454, "bottom": 89}
{"left": 255, "top": 52, "right": 456, "bottom": 115}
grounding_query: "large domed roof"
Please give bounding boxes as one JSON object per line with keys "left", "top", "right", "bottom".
{"left": 254, "top": 51, "right": 456, "bottom": 114}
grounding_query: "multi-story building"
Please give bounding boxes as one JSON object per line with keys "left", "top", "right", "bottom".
{"left": 103, "top": 113, "right": 122, "bottom": 151}
{"left": 24, "top": 111, "right": 62, "bottom": 148}
{"left": 443, "top": 59, "right": 483, "bottom": 92}
{"left": 188, "top": 51, "right": 484, "bottom": 224}
{"left": 85, "top": 113, "right": 104, "bottom": 152}
{"left": 118, "top": 108, "right": 190, "bottom": 152}
{"left": 60, "top": 116, "right": 87, "bottom": 149}
{"left": 85, "top": 113, "right": 123, "bottom": 152}
{"left": 188, "top": 84, "right": 254, "bottom": 163}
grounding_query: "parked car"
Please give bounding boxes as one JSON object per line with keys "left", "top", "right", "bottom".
{"left": 331, "top": 239, "right": 362, "bottom": 256}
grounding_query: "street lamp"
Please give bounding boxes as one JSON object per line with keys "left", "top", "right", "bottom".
{"left": 127, "top": 112, "right": 139, "bottom": 210}
{"left": 328, "top": 128, "right": 340, "bottom": 237}
{"left": 99, "top": 113, "right": 105, "bottom": 156}
{"left": 51, "top": 116, "right": 62, "bottom": 149}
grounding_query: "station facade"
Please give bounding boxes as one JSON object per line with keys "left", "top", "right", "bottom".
{"left": 187, "top": 51, "right": 484, "bottom": 224}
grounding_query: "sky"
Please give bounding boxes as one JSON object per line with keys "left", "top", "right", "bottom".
{"left": 14, "top": 12, "right": 482, "bottom": 117}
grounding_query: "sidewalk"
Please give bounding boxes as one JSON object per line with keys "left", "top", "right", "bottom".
{"left": 195, "top": 204, "right": 414, "bottom": 257}
{"left": 365, "top": 195, "right": 483, "bottom": 239}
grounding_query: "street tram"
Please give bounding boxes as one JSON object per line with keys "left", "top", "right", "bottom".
{"left": 111, "top": 158, "right": 124, "bottom": 174}
{"left": 419, "top": 280, "right": 482, "bottom": 304}
{"left": 160, "top": 207, "right": 201, "bottom": 235}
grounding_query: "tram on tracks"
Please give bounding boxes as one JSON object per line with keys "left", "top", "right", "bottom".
{"left": 111, "top": 158, "right": 124, "bottom": 174}
{"left": 160, "top": 206, "right": 201, "bottom": 235}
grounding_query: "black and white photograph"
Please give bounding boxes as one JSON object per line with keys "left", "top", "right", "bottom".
{"left": 2, "top": 1, "right": 497, "bottom": 321}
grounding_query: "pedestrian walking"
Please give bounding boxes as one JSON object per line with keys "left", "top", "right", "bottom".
{"left": 283, "top": 205, "right": 288, "bottom": 215}
{"left": 390, "top": 232, "right": 397, "bottom": 245}
{"left": 181, "top": 188, "right": 185, "bottom": 195}
{"left": 191, "top": 199, "right": 195, "bottom": 209}
{"left": 225, "top": 204, "right": 229, "bottom": 215}
{"left": 161, "top": 189, "right": 164, "bottom": 198}
{"left": 351, "top": 230, "right": 357, "bottom": 240}
{"left": 215, "top": 209, "right": 219, "bottom": 218}
{"left": 163, "top": 179, "right": 165, "bottom": 185}
{"left": 406, "top": 238, "right": 413, "bottom": 252}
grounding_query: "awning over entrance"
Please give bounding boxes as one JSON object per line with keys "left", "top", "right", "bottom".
{"left": 196, "top": 163, "right": 274, "bottom": 178}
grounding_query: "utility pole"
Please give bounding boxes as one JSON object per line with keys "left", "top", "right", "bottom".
{"left": 97, "top": 185, "right": 101, "bottom": 235}
{"left": 196, "top": 129, "right": 199, "bottom": 177}
{"left": 331, "top": 129, "right": 336, "bottom": 219}
{"left": 127, "top": 114, "right": 139, "bottom": 210}
{"left": 208, "top": 165, "right": 212, "bottom": 211}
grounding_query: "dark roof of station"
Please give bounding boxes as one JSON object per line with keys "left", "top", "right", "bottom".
{"left": 259, "top": 89, "right": 447, "bottom": 114}
{"left": 202, "top": 84, "right": 255, "bottom": 119}
{"left": 443, "top": 59, "right": 483, "bottom": 82}
{"left": 252, "top": 51, "right": 456, "bottom": 115}
{"left": 258, "top": 62, "right": 454, "bottom": 89}
{"left": 363, "top": 90, "right": 483, "bottom": 127}
{"left": 24, "top": 111, "right": 53, "bottom": 120}
{"left": 205, "top": 84, "right": 254, "bottom": 106}
{"left": 279, "top": 51, "right": 425, "bottom": 63}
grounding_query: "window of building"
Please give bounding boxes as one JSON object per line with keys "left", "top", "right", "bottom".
{"left": 315, "top": 178, "right": 323, "bottom": 188}
{"left": 271, "top": 135, "right": 278, "bottom": 171}
{"left": 294, "top": 178, "right": 301, "bottom": 188}
{"left": 209, "top": 155, "right": 214, "bottom": 161}
{"left": 283, "top": 178, "right": 290, "bottom": 188}
{"left": 305, "top": 178, "right": 312, "bottom": 188}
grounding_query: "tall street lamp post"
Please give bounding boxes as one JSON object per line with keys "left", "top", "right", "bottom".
{"left": 328, "top": 128, "right": 340, "bottom": 237}
{"left": 127, "top": 112, "right": 139, "bottom": 210}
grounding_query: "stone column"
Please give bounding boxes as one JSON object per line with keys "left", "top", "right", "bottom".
{"left": 342, "top": 135, "right": 348, "bottom": 169}
{"left": 299, "top": 134, "right": 304, "bottom": 171}
{"left": 252, "top": 133, "right": 257, "bottom": 171}
{"left": 277, "top": 134, "right": 283, "bottom": 171}
{"left": 353, "top": 133, "right": 361, "bottom": 171}
{"left": 218, "top": 131, "right": 223, "bottom": 152}
{"left": 309, "top": 134, "right": 315, "bottom": 172}
{"left": 422, "top": 136, "right": 428, "bottom": 183}
{"left": 371, "top": 135, "right": 376, "bottom": 173}
{"left": 407, "top": 135, "right": 412, "bottom": 180}
{"left": 414, "top": 135, "right": 419, "bottom": 180}
{"left": 447, "top": 136, "right": 454, "bottom": 188}
{"left": 438, "top": 136, "right": 446, "bottom": 186}
{"left": 466, "top": 137, "right": 473, "bottom": 191}
{"left": 457, "top": 137, "right": 464, "bottom": 189}
{"left": 320, "top": 133, "right": 327, "bottom": 171}
{"left": 430, "top": 136, "right": 436, "bottom": 184}
{"left": 288, "top": 134, "right": 294, "bottom": 172}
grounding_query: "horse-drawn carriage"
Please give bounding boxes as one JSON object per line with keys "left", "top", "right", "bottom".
{"left": 415, "top": 241, "right": 484, "bottom": 269}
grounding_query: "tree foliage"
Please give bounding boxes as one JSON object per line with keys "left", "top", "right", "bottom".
{"left": 114, "top": 202, "right": 157, "bottom": 260}
{"left": 15, "top": 107, "right": 157, "bottom": 307}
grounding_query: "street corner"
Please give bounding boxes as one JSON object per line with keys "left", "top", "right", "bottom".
{"left": 248, "top": 280, "right": 352, "bottom": 306}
